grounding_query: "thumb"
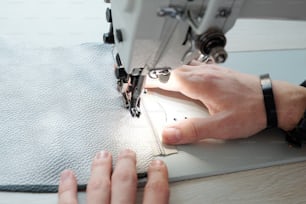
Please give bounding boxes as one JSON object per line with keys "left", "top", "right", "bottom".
{"left": 162, "top": 112, "right": 242, "bottom": 144}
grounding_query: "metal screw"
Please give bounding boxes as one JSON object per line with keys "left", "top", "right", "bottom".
{"left": 217, "top": 8, "right": 231, "bottom": 18}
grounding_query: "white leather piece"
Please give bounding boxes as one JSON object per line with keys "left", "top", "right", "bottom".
{"left": 142, "top": 90, "right": 209, "bottom": 155}
{"left": 0, "top": 40, "right": 161, "bottom": 191}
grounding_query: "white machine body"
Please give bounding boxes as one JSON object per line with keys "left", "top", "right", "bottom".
{"left": 104, "top": 0, "right": 306, "bottom": 117}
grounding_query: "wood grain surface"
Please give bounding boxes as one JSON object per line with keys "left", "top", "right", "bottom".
{"left": 143, "top": 161, "right": 306, "bottom": 204}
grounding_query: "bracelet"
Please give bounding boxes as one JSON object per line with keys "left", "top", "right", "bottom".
{"left": 286, "top": 80, "right": 306, "bottom": 148}
{"left": 260, "top": 74, "right": 278, "bottom": 128}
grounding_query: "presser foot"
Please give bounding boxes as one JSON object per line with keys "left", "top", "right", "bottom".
{"left": 130, "top": 106, "right": 141, "bottom": 118}
{"left": 122, "top": 90, "right": 141, "bottom": 118}
{"left": 117, "top": 68, "right": 145, "bottom": 117}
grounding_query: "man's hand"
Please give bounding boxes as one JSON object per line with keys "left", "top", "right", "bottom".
{"left": 58, "top": 149, "right": 169, "bottom": 204}
{"left": 147, "top": 63, "right": 306, "bottom": 144}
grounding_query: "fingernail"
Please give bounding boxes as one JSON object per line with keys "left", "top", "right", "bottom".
{"left": 150, "top": 160, "right": 164, "bottom": 167}
{"left": 163, "top": 127, "right": 181, "bottom": 143}
{"left": 118, "top": 149, "right": 136, "bottom": 162}
{"left": 119, "top": 149, "right": 133, "bottom": 156}
{"left": 60, "top": 169, "right": 72, "bottom": 182}
{"left": 95, "top": 151, "right": 109, "bottom": 159}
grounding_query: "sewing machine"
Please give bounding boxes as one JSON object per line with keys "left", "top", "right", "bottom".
{"left": 103, "top": 0, "right": 306, "bottom": 117}
{"left": 2, "top": 1, "right": 306, "bottom": 203}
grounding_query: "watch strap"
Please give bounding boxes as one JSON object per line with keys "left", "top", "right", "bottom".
{"left": 286, "top": 80, "right": 306, "bottom": 147}
{"left": 260, "top": 74, "right": 278, "bottom": 128}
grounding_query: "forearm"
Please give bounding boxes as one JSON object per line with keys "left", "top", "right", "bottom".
{"left": 273, "top": 80, "right": 306, "bottom": 131}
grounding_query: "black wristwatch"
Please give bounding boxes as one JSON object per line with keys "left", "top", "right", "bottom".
{"left": 285, "top": 80, "right": 306, "bottom": 148}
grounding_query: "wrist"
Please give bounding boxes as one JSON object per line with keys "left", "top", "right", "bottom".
{"left": 273, "top": 80, "right": 306, "bottom": 131}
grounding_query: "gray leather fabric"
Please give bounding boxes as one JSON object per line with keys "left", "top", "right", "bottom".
{"left": 0, "top": 41, "right": 160, "bottom": 192}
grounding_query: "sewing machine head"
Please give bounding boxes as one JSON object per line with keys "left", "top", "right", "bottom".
{"left": 103, "top": 0, "right": 306, "bottom": 117}
{"left": 103, "top": 0, "right": 240, "bottom": 117}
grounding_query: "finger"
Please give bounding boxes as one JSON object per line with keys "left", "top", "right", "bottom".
{"left": 143, "top": 160, "right": 169, "bottom": 204}
{"left": 145, "top": 65, "right": 214, "bottom": 101}
{"left": 145, "top": 69, "right": 183, "bottom": 91}
{"left": 86, "top": 151, "right": 112, "bottom": 204}
{"left": 111, "top": 149, "right": 137, "bottom": 204}
{"left": 58, "top": 170, "right": 78, "bottom": 204}
{"left": 188, "top": 59, "right": 202, "bottom": 66}
{"left": 162, "top": 112, "right": 247, "bottom": 144}
{"left": 145, "top": 63, "right": 214, "bottom": 89}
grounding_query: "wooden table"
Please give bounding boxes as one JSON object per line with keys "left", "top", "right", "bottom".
{"left": 1, "top": 161, "right": 306, "bottom": 204}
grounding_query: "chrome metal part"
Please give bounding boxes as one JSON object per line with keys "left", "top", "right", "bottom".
{"left": 157, "top": 6, "right": 184, "bottom": 19}
{"left": 148, "top": 67, "right": 171, "bottom": 83}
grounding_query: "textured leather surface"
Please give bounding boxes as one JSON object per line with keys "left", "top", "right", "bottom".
{"left": 0, "top": 41, "right": 160, "bottom": 192}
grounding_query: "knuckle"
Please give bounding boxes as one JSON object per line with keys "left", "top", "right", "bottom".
{"left": 148, "top": 163, "right": 167, "bottom": 173}
{"left": 180, "top": 65, "right": 191, "bottom": 71}
{"left": 87, "top": 178, "right": 111, "bottom": 191}
{"left": 58, "top": 185, "right": 73, "bottom": 196}
{"left": 201, "top": 71, "right": 219, "bottom": 84}
{"left": 187, "top": 119, "right": 201, "bottom": 141}
{"left": 118, "top": 150, "right": 136, "bottom": 162}
{"left": 112, "top": 170, "right": 137, "bottom": 184}
{"left": 118, "top": 154, "right": 134, "bottom": 161}
{"left": 58, "top": 191, "right": 78, "bottom": 204}
{"left": 145, "top": 180, "right": 169, "bottom": 195}
{"left": 58, "top": 197, "right": 77, "bottom": 204}
{"left": 209, "top": 64, "right": 221, "bottom": 70}
{"left": 91, "top": 158, "right": 110, "bottom": 169}
{"left": 91, "top": 160, "right": 102, "bottom": 169}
